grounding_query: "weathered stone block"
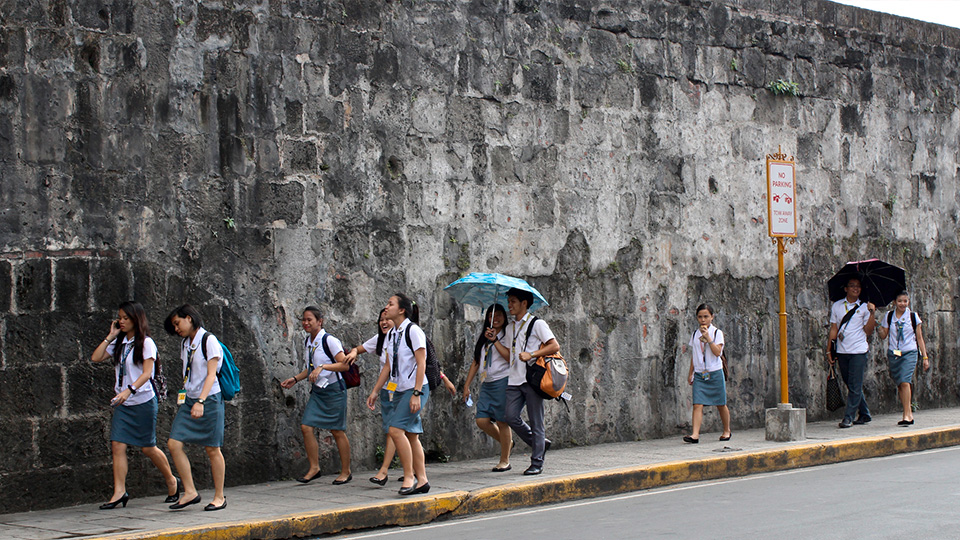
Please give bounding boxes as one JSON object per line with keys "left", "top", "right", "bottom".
{"left": 15, "top": 259, "right": 52, "bottom": 312}
{"left": 66, "top": 361, "right": 114, "bottom": 414}
{"left": 0, "top": 365, "right": 63, "bottom": 418}
{"left": 54, "top": 258, "right": 90, "bottom": 312}
{"left": 38, "top": 417, "right": 109, "bottom": 467}
{"left": 282, "top": 140, "right": 317, "bottom": 174}
{"left": 0, "top": 261, "right": 10, "bottom": 312}
{"left": 0, "top": 27, "right": 26, "bottom": 69}
{"left": 132, "top": 262, "right": 166, "bottom": 311}
{"left": 92, "top": 258, "right": 130, "bottom": 311}
{"left": 0, "top": 418, "right": 36, "bottom": 471}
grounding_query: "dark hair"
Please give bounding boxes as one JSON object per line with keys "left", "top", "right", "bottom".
{"left": 473, "top": 303, "right": 507, "bottom": 364}
{"left": 164, "top": 304, "right": 203, "bottom": 336}
{"left": 375, "top": 308, "right": 389, "bottom": 356}
{"left": 695, "top": 303, "right": 714, "bottom": 316}
{"left": 896, "top": 290, "right": 909, "bottom": 299}
{"left": 303, "top": 306, "right": 323, "bottom": 321}
{"left": 114, "top": 301, "right": 150, "bottom": 368}
{"left": 506, "top": 288, "right": 534, "bottom": 309}
{"left": 394, "top": 293, "right": 420, "bottom": 325}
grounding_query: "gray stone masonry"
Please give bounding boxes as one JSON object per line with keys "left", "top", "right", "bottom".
{"left": 0, "top": 0, "right": 957, "bottom": 512}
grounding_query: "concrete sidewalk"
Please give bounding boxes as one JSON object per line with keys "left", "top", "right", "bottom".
{"left": 3, "top": 407, "right": 959, "bottom": 540}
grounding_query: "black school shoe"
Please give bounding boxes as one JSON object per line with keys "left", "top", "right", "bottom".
{"left": 853, "top": 416, "right": 872, "bottom": 425}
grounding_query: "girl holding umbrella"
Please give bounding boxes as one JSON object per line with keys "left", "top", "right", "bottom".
{"left": 461, "top": 303, "right": 513, "bottom": 472}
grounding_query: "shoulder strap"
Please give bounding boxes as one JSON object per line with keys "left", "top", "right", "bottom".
{"left": 838, "top": 303, "right": 860, "bottom": 330}
{"left": 200, "top": 333, "right": 211, "bottom": 361}
{"left": 911, "top": 312, "right": 918, "bottom": 331}
{"left": 524, "top": 316, "right": 540, "bottom": 349}
{"left": 886, "top": 311, "right": 893, "bottom": 326}
{"left": 321, "top": 334, "right": 334, "bottom": 361}
{"left": 404, "top": 324, "right": 414, "bottom": 350}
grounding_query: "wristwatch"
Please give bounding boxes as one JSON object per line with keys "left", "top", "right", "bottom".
{"left": 198, "top": 398, "right": 205, "bottom": 404}
{"left": 127, "top": 385, "right": 137, "bottom": 394}
{"left": 412, "top": 389, "right": 424, "bottom": 397}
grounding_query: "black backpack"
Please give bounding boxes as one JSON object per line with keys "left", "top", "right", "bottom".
{"left": 886, "top": 310, "right": 918, "bottom": 332}
{"left": 402, "top": 324, "right": 442, "bottom": 391}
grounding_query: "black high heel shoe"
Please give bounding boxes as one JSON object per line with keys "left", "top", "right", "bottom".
{"left": 99, "top": 492, "right": 129, "bottom": 510}
{"left": 164, "top": 478, "right": 183, "bottom": 503}
{"left": 169, "top": 494, "right": 201, "bottom": 510}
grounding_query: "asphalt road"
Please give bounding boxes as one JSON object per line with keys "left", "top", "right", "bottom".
{"left": 333, "top": 446, "right": 960, "bottom": 540}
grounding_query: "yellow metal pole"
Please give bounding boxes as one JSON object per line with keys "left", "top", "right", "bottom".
{"left": 777, "top": 237, "right": 789, "bottom": 404}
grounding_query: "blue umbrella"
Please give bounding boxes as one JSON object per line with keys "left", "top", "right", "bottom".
{"left": 443, "top": 272, "right": 549, "bottom": 313}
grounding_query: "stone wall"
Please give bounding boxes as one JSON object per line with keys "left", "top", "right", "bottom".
{"left": 1, "top": 0, "right": 958, "bottom": 512}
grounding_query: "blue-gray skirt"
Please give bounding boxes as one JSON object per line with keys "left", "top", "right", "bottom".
{"left": 379, "top": 389, "right": 396, "bottom": 434}
{"left": 888, "top": 350, "right": 919, "bottom": 384}
{"left": 388, "top": 386, "right": 430, "bottom": 434}
{"left": 476, "top": 376, "right": 508, "bottom": 422}
{"left": 111, "top": 397, "right": 158, "bottom": 447}
{"left": 302, "top": 384, "right": 347, "bottom": 431}
{"left": 692, "top": 370, "right": 726, "bottom": 406}
{"left": 169, "top": 393, "right": 224, "bottom": 447}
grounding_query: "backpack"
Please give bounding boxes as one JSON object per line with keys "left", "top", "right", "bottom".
{"left": 193, "top": 333, "right": 241, "bottom": 401}
{"left": 522, "top": 317, "right": 570, "bottom": 402}
{"left": 886, "top": 310, "right": 918, "bottom": 332}
{"left": 151, "top": 359, "right": 168, "bottom": 400}
{"left": 402, "top": 324, "right": 443, "bottom": 391}
{"left": 692, "top": 328, "right": 729, "bottom": 380}
{"left": 308, "top": 334, "right": 361, "bottom": 389}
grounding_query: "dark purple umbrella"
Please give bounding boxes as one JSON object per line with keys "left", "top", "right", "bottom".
{"left": 827, "top": 259, "right": 906, "bottom": 307}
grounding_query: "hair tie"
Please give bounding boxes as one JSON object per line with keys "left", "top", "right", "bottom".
{"left": 411, "top": 300, "right": 416, "bottom": 306}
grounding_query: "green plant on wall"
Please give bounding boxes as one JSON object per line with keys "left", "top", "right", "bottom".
{"left": 767, "top": 79, "right": 800, "bottom": 97}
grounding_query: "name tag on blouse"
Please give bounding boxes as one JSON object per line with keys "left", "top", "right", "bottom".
{"left": 177, "top": 390, "right": 186, "bottom": 405}
{"left": 893, "top": 350, "right": 902, "bottom": 357}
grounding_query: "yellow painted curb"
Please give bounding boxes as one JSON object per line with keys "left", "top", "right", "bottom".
{"left": 82, "top": 492, "right": 469, "bottom": 540}
{"left": 452, "top": 425, "right": 960, "bottom": 516}
{"left": 82, "top": 425, "right": 960, "bottom": 540}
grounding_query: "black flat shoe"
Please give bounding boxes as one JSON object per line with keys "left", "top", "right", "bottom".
{"left": 164, "top": 478, "right": 183, "bottom": 503}
{"left": 683, "top": 436, "right": 699, "bottom": 444}
{"left": 491, "top": 465, "right": 512, "bottom": 472}
{"left": 719, "top": 434, "right": 732, "bottom": 441}
{"left": 332, "top": 474, "right": 352, "bottom": 485}
{"left": 296, "top": 471, "right": 322, "bottom": 483}
{"left": 99, "top": 492, "right": 129, "bottom": 510}
{"left": 203, "top": 499, "right": 227, "bottom": 511}
{"left": 398, "top": 481, "right": 418, "bottom": 496}
{"left": 369, "top": 475, "right": 388, "bottom": 486}
{"left": 898, "top": 419, "right": 914, "bottom": 426}
{"left": 412, "top": 482, "right": 430, "bottom": 494}
{"left": 169, "top": 494, "right": 201, "bottom": 510}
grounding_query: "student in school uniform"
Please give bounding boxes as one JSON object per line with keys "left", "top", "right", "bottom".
{"left": 344, "top": 308, "right": 396, "bottom": 486}
{"left": 877, "top": 291, "right": 931, "bottom": 425}
{"left": 365, "top": 294, "right": 430, "bottom": 495}
{"left": 461, "top": 303, "right": 513, "bottom": 472}
{"left": 493, "top": 288, "right": 560, "bottom": 476}
{"left": 91, "top": 301, "right": 180, "bottom": 509}
{"left": 281, "top": 306, "right": 353, "bottom": 485}
{"left": 164, "top": 304, "right": 227, "bottom": 511}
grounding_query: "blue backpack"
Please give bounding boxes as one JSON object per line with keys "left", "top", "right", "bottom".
{"left": 196, "top": 333, "right": 241, "bottom": 400}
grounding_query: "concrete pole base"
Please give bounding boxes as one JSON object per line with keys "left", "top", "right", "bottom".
{"left": 765, "top": 403, "right": 807, "bottom": 441}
